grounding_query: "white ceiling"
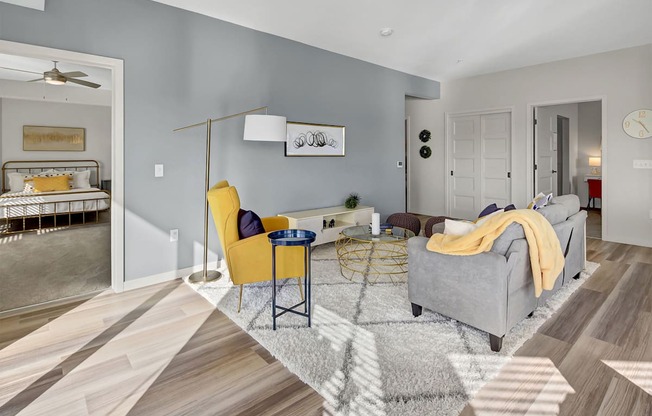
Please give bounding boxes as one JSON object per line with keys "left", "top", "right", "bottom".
{"left": 151, "top": 0, "right": 652, "bottom": 81}
{"left": 0, "top": 53, "right": 111, "bottom": 90}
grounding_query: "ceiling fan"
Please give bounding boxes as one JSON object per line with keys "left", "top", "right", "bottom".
{"left": 0, "top": 60, "right": 101, "bottom": 89}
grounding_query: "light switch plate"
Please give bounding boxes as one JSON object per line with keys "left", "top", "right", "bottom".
{"left": 397, "top": 161, "right": 404, "bottom": 168}
{"left": 155, "top": 164, "right": 164, "bottom": 177}
{"left": 170, "top": 229, "right": 178, "bottom": 242}
{"left": 633, "top": 160, "right": 652, "bottom": 169}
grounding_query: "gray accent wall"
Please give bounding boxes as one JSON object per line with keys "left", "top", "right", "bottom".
{"left": 0, "top": 0, "right": 440, "bottom": 280}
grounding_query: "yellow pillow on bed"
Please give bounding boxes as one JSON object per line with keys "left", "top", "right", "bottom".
{"left": 32, "top": 176, "right": 70, "bottom": 192}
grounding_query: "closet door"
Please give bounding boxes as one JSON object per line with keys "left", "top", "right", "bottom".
{"left": 481, "top": 113, "right": 511, "bottom": 208}
{"left": 448, "top": 112, "right": 511, "bottom": 220}
{"left": 448, "top": 115, "right": 481, "bottom": 220}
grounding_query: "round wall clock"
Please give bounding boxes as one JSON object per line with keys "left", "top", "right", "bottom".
{"left": 419, "top": 145, "right": 432, "bottom": 159}
{"left": 623, "top": 109, "right": 652, "bottom": 139}
{"left": 419, "top": 129, "right": 431, "bottom": 143}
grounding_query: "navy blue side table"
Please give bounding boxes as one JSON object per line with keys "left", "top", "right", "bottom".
{"left": 268, "top": 229, "right": 316, "bottom": 330}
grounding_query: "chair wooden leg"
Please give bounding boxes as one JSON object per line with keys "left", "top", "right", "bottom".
{"left": 296, "top": 278, "right": 304, "bottom": 301}
{"left": 237, "top": 285, "right": 243, "bottom": 313}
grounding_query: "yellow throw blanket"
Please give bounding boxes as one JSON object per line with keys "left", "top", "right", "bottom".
{"left": 426, "top": 209, "right": 564, "bottom": 297}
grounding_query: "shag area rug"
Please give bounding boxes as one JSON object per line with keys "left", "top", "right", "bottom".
{"left": 189, "top": 243, "right": 599, "bottom": 416}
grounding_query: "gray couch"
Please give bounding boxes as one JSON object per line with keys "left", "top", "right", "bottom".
{"left": 408, "top": 195, "right": 587, "bottom": 352}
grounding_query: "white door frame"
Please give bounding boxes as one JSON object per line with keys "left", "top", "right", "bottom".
{"left": 405, "top": 116, "right": 411, "bottom": 213}
{"left": 527, "top": 96, "right": 607, "bottom": 241}
{"left": 0, "top": 39, "right": 125, "bottom": 292}
{"left": 445, "top": 107, "right": 515, "bottom": 217}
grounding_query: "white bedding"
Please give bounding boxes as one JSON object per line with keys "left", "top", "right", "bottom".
{"left": 0, "top": 188, "right": 110, "bottom": 219}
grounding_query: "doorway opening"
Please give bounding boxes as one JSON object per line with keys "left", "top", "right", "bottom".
{"left": 0, "top": 40, "right": 124, "bottom": 314}
{"left": 532, "top": 99, "right": 603, "bottom": 239}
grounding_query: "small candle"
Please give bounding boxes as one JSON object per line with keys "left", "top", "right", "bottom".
{"left": 371, "top": 213, "right": 380, "bottom": 235}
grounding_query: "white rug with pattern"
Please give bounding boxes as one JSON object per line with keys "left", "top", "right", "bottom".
{"left": 189, "top": 243, "right": 599, "bottom": 416}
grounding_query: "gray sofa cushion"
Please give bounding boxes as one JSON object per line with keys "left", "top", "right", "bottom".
{"left": 431, "top": 222, "right": 446, "bottom": 235}
{"left": 536, "top": 204, "right": 568, "bottom": 225}
{"left": 490, "top": 223, "right": 525, "bottom": 256}
{"left": 551, "top": 194, "right": 580, "bottom": 216}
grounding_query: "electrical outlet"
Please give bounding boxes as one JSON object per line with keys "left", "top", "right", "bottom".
{"left": 633, "top": 160, "right": 652, "bottom": 169}
{"left": 155, "top": 164, "right": 164, "bottom": 177}
{"left": 170, "top": 229, "right": 178, "bottom": 242}
{"left": 397, "top": 161, "right": 404, "bottom": 168}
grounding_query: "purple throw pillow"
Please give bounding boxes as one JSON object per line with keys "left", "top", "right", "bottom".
{"left": 478, "top": 203, "right": 499, "bottom": 218}
{"left": 238, "top": 209, "right": 265, "bottom": 239}
{"left": 504, "top": 204, "right": 516, "bottom": 211}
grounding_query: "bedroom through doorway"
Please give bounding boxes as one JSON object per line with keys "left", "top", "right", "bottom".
{"left": 0, "top": 43, "right": 123, "bottom": 314}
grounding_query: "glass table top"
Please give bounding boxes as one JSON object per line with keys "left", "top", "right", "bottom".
{"left": 340, "top": 225, "right": 415, "bottom": 242}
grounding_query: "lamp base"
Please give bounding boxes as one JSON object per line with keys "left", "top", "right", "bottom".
{"left": 188, "top": 270, "right": 222, "bottom": 283}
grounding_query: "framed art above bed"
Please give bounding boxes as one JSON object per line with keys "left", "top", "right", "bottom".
{"left": 23, "top": 126, "right": 86, "bottom": 151}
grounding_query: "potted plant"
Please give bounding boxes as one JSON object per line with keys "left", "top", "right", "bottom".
{"left": 344, "top": 193, "right": 360, "bottom": 209}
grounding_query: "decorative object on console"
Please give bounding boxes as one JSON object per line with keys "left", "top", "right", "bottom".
{"left": 174, "top": 106, "right": 287, "bottom": 283}
{"left": 418, "top": 129, "right": 431, "bottom": 142}
{"left": 285, "top": 121, "right": 345, "bottom": 157}
{"left": 589, "top": 156, "right": 602, "bottom": 175}
{"left": 344, "top": 192, "right": 360, "bottom": 209}
{"left": 419, "top": 145, "right": 431, "bottom": 159}
{"left": 23, "top": 126, "right": 85, "bottom": 151}
{"left": 622, "top": 109, "right": 652, "bottom": 139}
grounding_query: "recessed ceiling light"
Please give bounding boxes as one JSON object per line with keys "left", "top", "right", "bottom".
{"left": 380, "top": 28, "right": 394, "bottom": 37}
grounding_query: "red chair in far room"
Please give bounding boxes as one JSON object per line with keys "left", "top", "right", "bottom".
{"left": 587, "top": 179, "right": 602, "bottom": 211}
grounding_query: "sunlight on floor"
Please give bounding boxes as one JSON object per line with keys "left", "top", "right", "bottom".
{"left": 454, "top": 355, "right": 574, "bottom": 416}
{"left": 602, "top": 360, "right": 652, "bottom": 395}
{"left": 0, "top": 234, "right": 23, "bottom": 244}
{"left": 314, "top": 305, "right": 386, "bottom": 416}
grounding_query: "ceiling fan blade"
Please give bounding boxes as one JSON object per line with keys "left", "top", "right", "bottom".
{"left": 66, "top": 77, "right": 101, "bottom": 89}
{"left": 60, "top": 71, "right": 87, "bottom": 78}
{"left": 0, "top": 66, "right": 43, "bottom": 75}
{"left": 27, "top": 78, "right": 45, "bottom": 82}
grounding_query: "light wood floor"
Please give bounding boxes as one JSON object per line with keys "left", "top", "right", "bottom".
{"left": 0, "top": 239, "right": 650, "bottom": 415}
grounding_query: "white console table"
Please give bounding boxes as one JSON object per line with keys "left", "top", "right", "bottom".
{"left": 278, "top": 205, "right": 374, "bottom": 246}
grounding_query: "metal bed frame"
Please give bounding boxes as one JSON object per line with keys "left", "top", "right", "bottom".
{"left": 1, "top": 160, "right": 111, "bottom": 234}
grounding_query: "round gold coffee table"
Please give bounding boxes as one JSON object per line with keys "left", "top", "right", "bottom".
{"left": 335, "top": 225, "right": 415, "bottom": 284}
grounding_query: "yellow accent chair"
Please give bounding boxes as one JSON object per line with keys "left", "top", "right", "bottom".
{"left": 207, "top": 180, "right": 305, "bottom": 312}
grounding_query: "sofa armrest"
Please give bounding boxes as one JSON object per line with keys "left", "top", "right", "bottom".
{"left": 261, "top": 216, "right": 289, "bottom": 232}
{"left": 408, "top": 236, "right": 511, "bottom": 336}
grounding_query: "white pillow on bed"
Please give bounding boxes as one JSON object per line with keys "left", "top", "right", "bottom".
{"left": 72, "top": 170, "right": 91, "bottom": 189}
{"left": 7, "top": 172, "right": 28, "bottom": 192}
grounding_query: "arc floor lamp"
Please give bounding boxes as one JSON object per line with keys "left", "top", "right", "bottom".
{"left": 174, "top": 106, "right": 287, "bottom": 283}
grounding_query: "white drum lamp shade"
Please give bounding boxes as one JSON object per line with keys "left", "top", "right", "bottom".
{"left": 589, "top": 156, "right": 601, "bottom": 175}
{"left": 243, "top": 115, "right": 287, "bottom": 142}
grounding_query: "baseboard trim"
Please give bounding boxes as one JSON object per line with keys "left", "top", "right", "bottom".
{"left": 0, "top": 289, "right": 105, "bottom": 319}
{"left": 123, "top": 261, "right": 225, "bottom": 291}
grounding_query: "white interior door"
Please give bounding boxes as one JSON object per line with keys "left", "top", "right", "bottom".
{"left": 535, "top": 107, "right": 558, "bottom": 196}
{"left": 481, "top": 113, "right": 511, "bottom": 208}
{"left": 448, "top": 115, "right": 481, "bottom": 219}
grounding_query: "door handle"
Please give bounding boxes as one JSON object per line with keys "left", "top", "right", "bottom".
{"left": 552, "top": 170, "right": 558, "bottom": 174}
